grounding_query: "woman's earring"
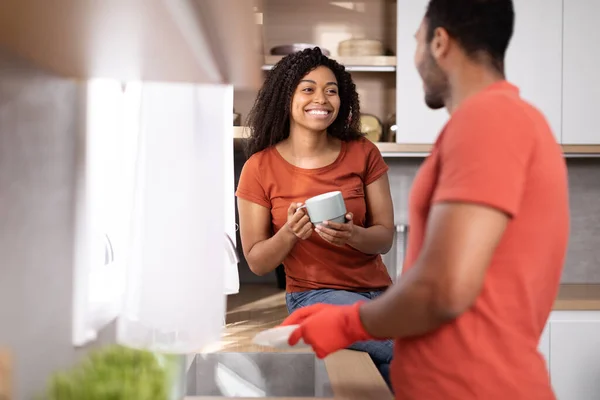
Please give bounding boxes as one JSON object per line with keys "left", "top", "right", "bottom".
{"left": 346, "top": 109, "right": 352, "bottom": 130}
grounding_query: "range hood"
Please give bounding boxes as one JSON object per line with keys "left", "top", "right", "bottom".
{"left": 0, "top": 0, "right": 261, "bottom": 87}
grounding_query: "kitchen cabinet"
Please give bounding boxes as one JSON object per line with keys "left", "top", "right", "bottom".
{"left": 381, "top": 224, "right": 408, "bottom": 282}
{"left": 234, "top": 0, "right": 397, "bottom": 132}
{"left": 0, "top": 0, "right": 261, "bottom": 86}
{"left": 548, "top": 311, "right": 600, "bottom": 400}
{"left": 537, "top": 311, "right": 600, "bottom": 399}
{"left": 562, "top": 2, "right": 600, "bottom": 145}
{"left": 395, "top": 0, "right": 448, "bottom": 144}
{"left": 233, "top": 1, "right": 600, "bottom": 155}
{"left": 538, "top": 322, "right": 550, "bottom": 372}
{"left": 505, "top": 0, "right": 562, "bottom": 142}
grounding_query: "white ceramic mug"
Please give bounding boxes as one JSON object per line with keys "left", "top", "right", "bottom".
{"left": 298, "top": 191, "right": 347, "bottom": 224}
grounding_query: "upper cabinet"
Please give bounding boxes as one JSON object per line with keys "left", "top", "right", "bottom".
{"left": 505, "top": 0, "right": 563, "bottom": 142}
{"left": 562, "top": 1, "right": 600, "bottom": 145}
{"left": 234, "top": 0, "right": 398, "bottom": 136}
{"left": 234, "top": 0, "right": 600, "bottom": 155}
{"left": 0, "top": 0, "right": 261, "bottom": 86}
{"left": 395, "top": 1, "right": 448, "bottom": 145}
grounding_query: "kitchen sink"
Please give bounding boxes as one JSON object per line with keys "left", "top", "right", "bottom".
{"left": 186, "top": 352, "right": 333, "bottom": 398}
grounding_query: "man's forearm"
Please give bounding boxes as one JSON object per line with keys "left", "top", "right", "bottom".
{"left": 358, "top": 266, "right": 457, "bottom": 339}
{"left": 347, "top": 225, "right": 394, "bottom": 255}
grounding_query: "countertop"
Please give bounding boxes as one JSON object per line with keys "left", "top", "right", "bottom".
{"left": 554, "top": 284, "right": 600, "bottom": 310}
{"left": 183, "top": 284, "right": 600, "bottom": 399}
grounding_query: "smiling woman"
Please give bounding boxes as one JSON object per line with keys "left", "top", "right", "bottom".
{"left": 236, "top": 47, "right": 396, "bottom": 387}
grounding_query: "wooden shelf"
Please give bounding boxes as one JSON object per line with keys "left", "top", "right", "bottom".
{"left": 233, "top": 126, "right": 250, "bottom": 139}
{"left": 373, "top": 143, "right": 600, "bottom": 157}
{"left": 262, "top": 55, "right": 396, "bottom": 72}
{"left": 233, "top": 128, "right": 600, "bottom": 157}
{"left": 377, "top": 144, "right": 600, "bottom": 158}
{"left": 375, "top": 142, "right": 432, "bottom": 157}
{"left": 560, "top": 145, "right": 600, "bottom": 155}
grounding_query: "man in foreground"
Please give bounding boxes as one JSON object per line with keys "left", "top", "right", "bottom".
{"left": 280, "top": 0, "right": 570, "bottom": 398}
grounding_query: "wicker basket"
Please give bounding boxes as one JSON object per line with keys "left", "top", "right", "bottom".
{"left": 338, "top": 39, "right": 384, "bottom": 57}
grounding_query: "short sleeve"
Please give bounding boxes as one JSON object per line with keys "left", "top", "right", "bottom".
{"left": 432, "top": 100, "right": 534, "bottom": 217}
{"left": 235, "top": 154, "right": 271, "bottom": 209}
{"left": 362, "top": 139, "right": 389, "bottom": 185}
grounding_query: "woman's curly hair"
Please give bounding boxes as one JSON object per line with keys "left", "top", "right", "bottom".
{"left": 244, "top": 47, "right": 363, "bottom": 157}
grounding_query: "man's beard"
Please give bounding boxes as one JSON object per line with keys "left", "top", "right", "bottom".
{"left": 421, "top": 52, "right": 448, "bottom": 110}
{"left": 424, "top": 88, "right": 446, "bottom": 110}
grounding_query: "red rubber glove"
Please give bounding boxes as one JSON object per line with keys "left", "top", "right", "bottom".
{"left": 280, "top": 302, "right": 374, "bottom": 359}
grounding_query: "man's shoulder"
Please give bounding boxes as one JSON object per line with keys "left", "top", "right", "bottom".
{"left": 458, "top": 89, "right": 530, "bottom": 122}
{"left": 444, "top": 88, "right": 545, "bottom": 147}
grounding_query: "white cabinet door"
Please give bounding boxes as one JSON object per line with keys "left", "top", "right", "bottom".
{"left": 505, "top": 0, "right": 562, "bottom": 142}
{"left": 549, "top": 311, "right": 600, "bottom": 400}
{"left": 538, "top": 321, "right": 551, "bottom": 374}
{"left": 562, "top": 2, "right": 600, "bottom": 144}
{"left": 396, "top": 1, "right": 563, "bottom": 144}
{"left": 224, "top": 86, "right": 240, "bottom": 295}
{"left": 396, "top": 1, "right": 448, "bottom": 144}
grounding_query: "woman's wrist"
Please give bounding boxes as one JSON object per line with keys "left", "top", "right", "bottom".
{"left": 347, "top": 225, "right": 365, "bottom": 249}
{"left": 279, "top": 222, "right": 300, "bottom": 245}
{"left": 347, "top": 225, "right": 393, "bottom": 255}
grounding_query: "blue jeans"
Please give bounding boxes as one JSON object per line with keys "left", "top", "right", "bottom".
{"left": 286, "top": 289, "right": 394, "bottom": 387}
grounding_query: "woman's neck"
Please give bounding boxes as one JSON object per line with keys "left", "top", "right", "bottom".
{"left": 285, "top": 124, "right": 329, "bottom": 157}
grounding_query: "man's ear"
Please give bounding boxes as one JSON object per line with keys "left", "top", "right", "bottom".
{"left": 430, "top": 26, "right": 451, "bottom": 61}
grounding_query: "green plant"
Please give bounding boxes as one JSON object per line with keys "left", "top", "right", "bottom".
{"left": 42, "top": 345, "right": 177, "bottom": 400}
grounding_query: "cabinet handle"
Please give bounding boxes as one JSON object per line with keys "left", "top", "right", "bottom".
{"left": 104, "top": 234, "right": 114, "bottom": 266}
{"left": 395, "top": 224, "right": 409, "bottom": 278}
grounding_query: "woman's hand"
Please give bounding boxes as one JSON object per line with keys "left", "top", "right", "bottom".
{"left": 286, "top": 203, "right": 313, "bottom": 240}
{"left": 315, "top": 213, "right": 355, "bottom": 246}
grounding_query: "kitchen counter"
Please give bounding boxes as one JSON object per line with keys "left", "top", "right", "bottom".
{"left": 184, "top": 349, "right": 393, "bottom": 400}
{"left": 200, "top": 283, "right": 600, "bottom": 399}
{"left": 554, "top": 284, "right": 600, "bottom": 310}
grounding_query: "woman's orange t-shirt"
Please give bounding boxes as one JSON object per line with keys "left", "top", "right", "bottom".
{"left": 235, "top": 137, "right": 393, "bottom": 293}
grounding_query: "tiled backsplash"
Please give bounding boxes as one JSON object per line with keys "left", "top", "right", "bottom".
{"left": 561, "top": 159, "right": 600, "bottom": 282}
{"left": 387, "top": 157, "right": 600, "bottom": 283}
{"left": 385, "top": 158, "right": 421, "bottom": 225}
{"left": 235, "top": 154, "right": 600, "bottom": 284}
